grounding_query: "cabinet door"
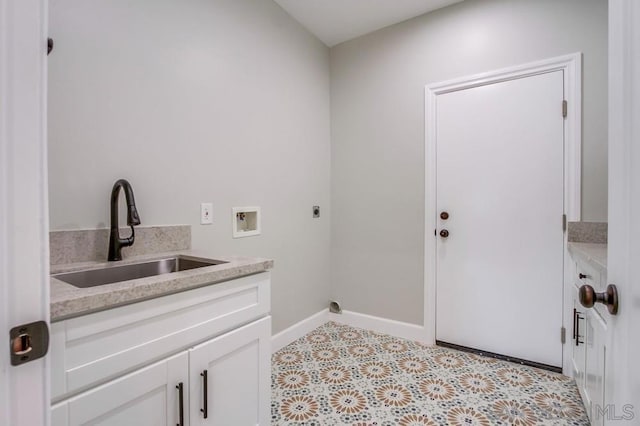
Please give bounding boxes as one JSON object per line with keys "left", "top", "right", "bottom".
{"left": 570, "top": 287, "right": 586, "bottom": 393}
{"left": 52, "top": 352, "right": 188, "bottom": 426}
{"left": 583, "top": 310, "right": 607, "bottom": 425}
{"left": 190, "top": 316, "right": 271, "bottom": 426}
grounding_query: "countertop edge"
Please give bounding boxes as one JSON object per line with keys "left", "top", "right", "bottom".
{"left": 567, "top": 242, "right": 607, "bottom": 273}
{"left": 50, "top": 250, "right": 274, "bottom": 321}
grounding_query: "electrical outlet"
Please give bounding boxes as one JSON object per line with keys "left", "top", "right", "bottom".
{"left": 200, "top": 203, "right": 213, "bottom": 225}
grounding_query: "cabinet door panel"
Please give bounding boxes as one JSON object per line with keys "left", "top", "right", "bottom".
{"left": 51, "top": 402, "right": 68, "bottom": 426}
{"left": 190, "top": 316, "right": 271, "bottom": 426}
{"left": 60, "top": 352, "right": 188, "bottom": 426}
{"left": 584, "top": 310, "right": 606, "bottom": 425}
{"left": 571, "top": 286, "right": 586, "bottom": 394}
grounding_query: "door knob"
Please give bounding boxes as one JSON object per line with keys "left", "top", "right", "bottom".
{"left": 579, "top": 284, "right": 619, "bottom": 315}
{"left": 440, "top": 211, "right": 449, "bottom": 220}
{"left": 439, "top": 229, "right": 449, "bottom": 238}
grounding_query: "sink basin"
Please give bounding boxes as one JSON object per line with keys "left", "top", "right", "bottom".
{"left": 52, "top": 257, "right": 226, "bottom": 288}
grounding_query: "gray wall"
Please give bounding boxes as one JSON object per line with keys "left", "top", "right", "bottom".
{"left": 48, "top": 0, "right": 331, "bottom": 334}
{"left": 49, "top": 0, "right": 608, "bottom": 332}
{"left": 330, "top": 0, "right": 608, "bottom": 325}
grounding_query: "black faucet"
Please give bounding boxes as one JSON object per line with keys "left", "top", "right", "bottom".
{"left": 108, "top": 179, "right": 141, "bottom": 261}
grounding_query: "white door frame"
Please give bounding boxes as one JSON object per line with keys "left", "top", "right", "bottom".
{"left": 0, "top": 0, "right": 51, "bottom": 425}
{"left": 423, "top": 53, "right": 582, "bottom": 348}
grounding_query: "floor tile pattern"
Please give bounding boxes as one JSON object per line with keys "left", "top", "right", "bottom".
{"left": 271, "top": 321, "right": 589, "bottom": 425}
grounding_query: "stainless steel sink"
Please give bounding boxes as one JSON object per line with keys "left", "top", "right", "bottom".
{"left": 52, "top": 257, "right": 226, "bottom": 288}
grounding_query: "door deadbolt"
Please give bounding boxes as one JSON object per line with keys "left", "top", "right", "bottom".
{"left": 440, "top": 211, "right": 449, "bottom": 220}
{"left": 9, "top": 320, "right": 49, "bottom": 366}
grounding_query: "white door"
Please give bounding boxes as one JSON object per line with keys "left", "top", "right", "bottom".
{"left": 604, "top": 0, "right": 640, "bottom": 422}
{"left": 0, "top": 0, "right": 50, "bottom": 425}
{"left": 435, "top": 70, "right": 565, "bottom": 368}
{"left": 51, "top": 352, "right": 188, "bottom": 426}
{"left": 189, "top": 317, "right": 271, "bottom": 426}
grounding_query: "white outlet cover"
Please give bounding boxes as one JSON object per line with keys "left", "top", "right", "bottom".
{"left": 200, "top": 203, "right": 213, "bottom": 225}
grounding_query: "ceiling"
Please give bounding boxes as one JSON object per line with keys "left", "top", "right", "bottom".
{"left": 273, "top": 0, "right": 464, "bottom": 47}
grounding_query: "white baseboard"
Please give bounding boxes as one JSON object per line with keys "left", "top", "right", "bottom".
{"left": 328, "top": 310, "right": 428, "bottom": 344}
{"left": 271, "top": 309, "right": 330, "bottom": 352}
{"left": 271, "top": 308, "right": 430, "bottom": 353}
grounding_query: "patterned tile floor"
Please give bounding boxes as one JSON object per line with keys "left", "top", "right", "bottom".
{"left": 271, "top": 321, "right": 589, "bottom": 425}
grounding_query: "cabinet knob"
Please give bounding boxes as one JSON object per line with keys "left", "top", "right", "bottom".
{"left": 579, "top": 284, "right": 619, "bottom": 315}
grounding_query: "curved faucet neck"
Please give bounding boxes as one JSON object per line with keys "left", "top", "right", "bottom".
{"left": 108, "top": 179, "right": 141, "bottom": 261}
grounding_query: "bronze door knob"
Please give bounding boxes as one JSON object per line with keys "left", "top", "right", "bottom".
{"left": 440, "top": 229, "right": 449, "bottom": 238}
{"left": 579, "top": 284, "right": 619, "bottom": 315}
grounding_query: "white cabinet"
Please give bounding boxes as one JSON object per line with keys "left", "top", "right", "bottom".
{"left": 190, "top": 317, "right": 270, "bottom": 425}
{"left": 583, "top": 309, "right": 606, "bottom": 425}
{"left": 570, "top": 288, "right": 586, "bottom": 391}
{"left": 52, "top": 352, "right": 188, "bottom": 426}
{"left": 568, "top": 259, "right": 607, "bottom": 425}
{"left": 51, "top": 272, "right": 271, "bottom": 426}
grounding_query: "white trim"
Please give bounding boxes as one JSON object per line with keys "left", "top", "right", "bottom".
{"left": 424, "top": 53, "right": 582, "bottom": 346}
{"left": 329, "top": 310, "right": 429, "bottom": 343}
{"left": 562, "top": 251, "right": 576, "bottom": 375}
{"left": 271, "top": 309, "right": 329, "bottom": 352}
{"left": 272, "top": 309, "right": 431, "bottom": 353}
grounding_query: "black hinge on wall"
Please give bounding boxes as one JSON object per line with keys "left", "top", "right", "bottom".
{"left": 561, "top": 326, "right": 566, "bottom": 344}
{"left": 562, "top": 100, "right": 568, "bottom": 118}
{"left": 563, "top": 214, "right": 567, "bottom": 232}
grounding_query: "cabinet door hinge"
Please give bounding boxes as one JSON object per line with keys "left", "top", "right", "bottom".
{"left": 561, "top": 326, "right": 566, "bottom": 344}
{"left": 563, "top": 214, "right": 567, "bottom": 232}
{"left": 562, "top": 100, "right": 568, "bottom": 118}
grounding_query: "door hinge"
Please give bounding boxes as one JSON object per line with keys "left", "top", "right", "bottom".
{"left": 562, "top": 100, "right": 568, "bottom": 118}
{"left": 562, "top": 214, "right": 567, "bottom": 232}
{"left": 561, "top": 326, "right": 566, "bottom": 344}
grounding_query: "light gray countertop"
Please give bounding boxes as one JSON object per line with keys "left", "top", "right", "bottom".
{"left": 567, "top": 242, "right": 607, "bottom": 273}
{"left": 50, "top": 250, "right": 273, "bottom": 321}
